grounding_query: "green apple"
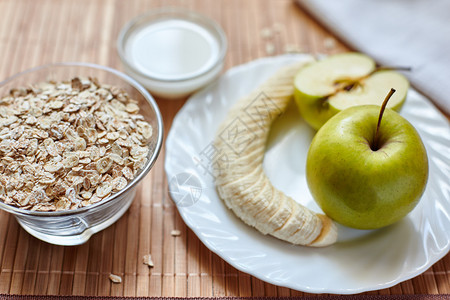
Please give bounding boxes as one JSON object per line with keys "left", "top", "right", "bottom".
{"left": 294, "top": 52, "right": 409, "bottom": 130}
{"left": 306, "top": 90, "right": 428, "bottom": 229}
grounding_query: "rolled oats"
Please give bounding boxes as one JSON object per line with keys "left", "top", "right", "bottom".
{"left": 80, "top": 190, "right": 92, "bottom": 200}
{"left": 121, "top": 166, "right": 133, "bottom": 180}
{"left": 125, "top": 103, "right": 139, "bottom": 114}
{"left": 111, "top": 176, "right": 127, "bottom": 191}
{"left": 143, "top": 254, "right": 154, "bottom": 267}
{"left": 0, "top": 77, "right": 153, "bottom": 211}
{"left": 109, "top": 274, "right": 122, "bottom": 284}
{"left": 62, "top": 154, "right": 79, "bottom": 169}
{"left": 96, "top": 157, "right": 113, "bottom": 174}
{"left": 96, "top": 182, "right": 112, "bottom": 198}
{"left": 171, "top": 229, "right": 181, "bottom": 237}
{"left": 109, "top": 153, "right": 124, "bottom": 165}
{"left": 43, "top": 161, "right": 64, "bottom": 173}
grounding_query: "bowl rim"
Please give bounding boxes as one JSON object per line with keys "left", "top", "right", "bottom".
{"left": 116, "top": 7, "right": 228, "bottom": 83}
{"left": 0, "top": 61, "right": 164, "bottom": 217}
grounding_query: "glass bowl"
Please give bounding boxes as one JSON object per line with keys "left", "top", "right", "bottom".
{"left": 0, "top": 62, "right": 164, "bottom": 245}
{"left": 117, "top": 7, "right": 227, "bottom": 99}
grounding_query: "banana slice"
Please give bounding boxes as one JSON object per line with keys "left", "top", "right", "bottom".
{"left": 213, "top": 61, "right": 338, "bottom": 247}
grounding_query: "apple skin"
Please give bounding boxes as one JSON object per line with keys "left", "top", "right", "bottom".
{"left": 306, "top": 105, "right": 428, "bottom": 229}
{"left": 294, "top": 88, "right": 341, "bottom": 131}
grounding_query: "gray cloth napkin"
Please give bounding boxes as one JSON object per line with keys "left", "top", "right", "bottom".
{"left": 296, "top": 0, "right": 450, "bottom": 115}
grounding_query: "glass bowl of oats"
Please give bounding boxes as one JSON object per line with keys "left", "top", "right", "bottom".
{"left": 0, "top": 62, "right": 163, "bottom": 245}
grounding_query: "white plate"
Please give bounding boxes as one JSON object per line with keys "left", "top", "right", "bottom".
{"left": 164, "top": 54, "right": 450, "bottom": 294}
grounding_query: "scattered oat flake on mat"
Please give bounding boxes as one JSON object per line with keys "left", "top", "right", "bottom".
{"left": 109, "top": 274, "right": 122, "bottom": 283}
{"left": 265, "top": 42, "right": 275, "bottom": 55}
{"left": 324, "top": 37, "right": 337, "bottom": 50}
{"left": 171, "top": 229, "right": 181, "bottom": 237}
{"left": 284, "top": 44, "right": 304, "bottom": 54}
{"left": 273, "top": 23, "right": 284, "bottom": 33}
{"left": 260, "top": 27, "right": 273, "bottom": 39}
{"left": 143, "top": 254, "right": 154, "bottom": 267}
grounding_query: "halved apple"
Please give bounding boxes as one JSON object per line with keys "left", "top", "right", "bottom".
{"left": 294, "top": 52, "right": 409, "bottom": 130}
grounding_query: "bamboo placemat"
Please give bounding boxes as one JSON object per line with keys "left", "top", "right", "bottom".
{"left": 1, "top": 297, "right": 450, "bottom": 300}
{"left": 0, "top": 0, "right": 448, "bottom": 297}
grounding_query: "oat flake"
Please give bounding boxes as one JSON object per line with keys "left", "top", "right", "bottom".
{"left": 143, "top": 254, "right": 154, "bottom": 267}
{"left": 171, "top": 229, "right": 181, "bottom": 237}
{"left": 109, "top": 274, "right": 122, "bottom": 283}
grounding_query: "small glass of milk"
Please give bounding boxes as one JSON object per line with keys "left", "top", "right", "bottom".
{"left": 117, "top": 8, "right": 227, "bottom": 99}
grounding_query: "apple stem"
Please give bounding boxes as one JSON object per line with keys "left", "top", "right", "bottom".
{"left": 373, "top": 88, "right": 396, "bottom": 151}
{"left": 374, "top": 66, "right": 412, "bottom": 73}
{"left": 366, "top": 66, "right": 411, "bottom": 78}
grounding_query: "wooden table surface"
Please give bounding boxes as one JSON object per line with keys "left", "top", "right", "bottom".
{"left": 0, "top": 0, "right": 448, "bottom": 297}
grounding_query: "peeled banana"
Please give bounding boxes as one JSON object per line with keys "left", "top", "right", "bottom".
{"left": 213, "top": 62, "right": 338, "bottom": 247}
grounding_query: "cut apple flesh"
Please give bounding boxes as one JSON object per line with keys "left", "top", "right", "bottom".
{"left": 295, "top": 53, "right": 375, "bottom": 96}
{"left": 329, "top": 71, "right": 409, "bottom": 110}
